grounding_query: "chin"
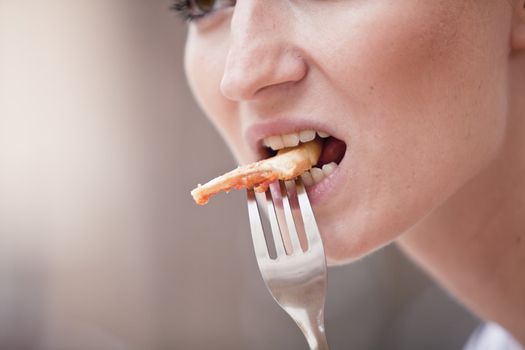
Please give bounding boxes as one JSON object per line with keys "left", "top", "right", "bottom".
{"left": 323, "top": 236, "right": 390, "bottom": 267}
{"left": 316, "top": 197, "right": 429, "bottom": 267}
{"left": 318, "top": 216, "right": 389, "bottom": 266}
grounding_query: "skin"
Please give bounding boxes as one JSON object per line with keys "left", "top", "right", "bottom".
{"left": 184, "top": 0, "right": 525, "bottom": 344}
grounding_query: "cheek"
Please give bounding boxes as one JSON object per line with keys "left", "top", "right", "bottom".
{"left": 351, "top": 3, "right": 509, "bottom": 193}
{"left": 314, "top": 2, "right": 511, "bottom": 262}
{"left": 184, "top": 28, "right": 244, "bottom": 159}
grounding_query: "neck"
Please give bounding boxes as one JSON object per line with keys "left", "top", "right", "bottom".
{"left": 398, "top": 52, "right": 525, "bottom": 346}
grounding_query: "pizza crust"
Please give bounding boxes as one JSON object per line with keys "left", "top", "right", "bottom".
{"left": 191, "top": 139, "right": 322, "bottom": 205}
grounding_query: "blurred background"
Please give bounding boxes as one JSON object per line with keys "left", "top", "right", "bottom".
{"left": 0, "top": 1, "right": 479, "bottom": 349}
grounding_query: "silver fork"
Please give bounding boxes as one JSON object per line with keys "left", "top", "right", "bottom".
{"left": 247, "top": 179, "right": 330, "bottom": 350}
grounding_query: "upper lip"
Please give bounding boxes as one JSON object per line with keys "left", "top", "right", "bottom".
{"left": 244, "top": 118, "right": 340, "bottom": 161}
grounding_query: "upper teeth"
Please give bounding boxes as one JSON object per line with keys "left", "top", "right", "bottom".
{"left": 263, "top": 130, "right": 330, "bottom": 151}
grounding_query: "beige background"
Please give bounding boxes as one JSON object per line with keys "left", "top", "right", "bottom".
{"left": 0, "top": 1, "right": 478, "bottom": 349}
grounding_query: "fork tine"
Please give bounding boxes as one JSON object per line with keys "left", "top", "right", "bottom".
{"left": 295, "top": 178, "right": 323, "bottom": 247}
{"left": 266, "top": 190, "right": 287, "bottom": 258}
{"left": 246, "top": 189, "right": 270, "bottom": 260}
{"left": 279, "top": 181, "right": 302, "bottom": 254}
{"left": 248, "top": 182, "right": 329, "bottom": 349}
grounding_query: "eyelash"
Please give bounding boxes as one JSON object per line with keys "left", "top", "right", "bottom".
{"left": 171, "top": 0, "right": 235, "bottom": 22}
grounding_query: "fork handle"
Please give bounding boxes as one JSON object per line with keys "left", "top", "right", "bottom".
{"left": 295, "top": 313, "right": 330, "bottom": 350}
{"left": 305, "top": 330, "right": 329, "bottom": 350}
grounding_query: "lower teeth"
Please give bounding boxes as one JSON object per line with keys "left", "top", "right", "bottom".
{"left": 301, "top": 161, "right": 338, "bottom": 187}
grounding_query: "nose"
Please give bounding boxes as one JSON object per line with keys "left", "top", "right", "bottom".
{"left": 220, "top": 1, "right": 307, "bottom": 101}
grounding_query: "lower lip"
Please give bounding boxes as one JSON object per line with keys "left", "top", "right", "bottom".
{"left": 264, "top": 153, "right": 347, "bottom": 208}
{"left": 265, "top": 158, "right": 345, "bottom": 210}
{"left": 304, "top": 158, "right": 346, "bottom": 206}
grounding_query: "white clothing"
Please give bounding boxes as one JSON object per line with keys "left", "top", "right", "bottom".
{"left": 464, "top": 322, "right": 523, "bottom": 350}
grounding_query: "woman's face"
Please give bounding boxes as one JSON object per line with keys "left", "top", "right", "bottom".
{"left": 184, "top": 0, "right": 512, "bottom": 264}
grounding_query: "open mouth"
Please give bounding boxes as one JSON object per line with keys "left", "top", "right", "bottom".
{"left": 260, "top": 130, "right": 347, "bottom": 187}
{"left": 190, "top": 128, "right": 347, "bottom": 205}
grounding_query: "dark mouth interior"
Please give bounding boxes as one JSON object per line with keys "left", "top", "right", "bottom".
{"left": 263, "top": 136, "right": 347, "bottom": 167}
{"left": 317, "top": 136, "right": 346, "bottom": 167}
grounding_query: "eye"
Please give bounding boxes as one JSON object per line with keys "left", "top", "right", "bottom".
{"left": 171, "top": 0, "right": 236, "bottom": 22}
{"left": 194, "top": 0, "right": 215, "bottom": 12}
